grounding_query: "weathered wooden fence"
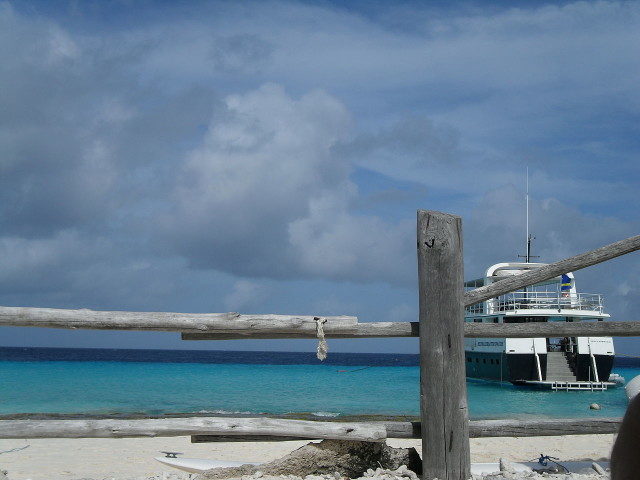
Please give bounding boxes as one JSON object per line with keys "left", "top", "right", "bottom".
{"left": 1, "top": 210, "right": 639, "bottom": 480}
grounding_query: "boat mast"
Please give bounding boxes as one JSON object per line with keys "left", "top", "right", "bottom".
{"left": 526, "top": 168, "right": 530, "bottom": 262}
{"left": 519, "top": 167, "right": 538, "bottom": 263}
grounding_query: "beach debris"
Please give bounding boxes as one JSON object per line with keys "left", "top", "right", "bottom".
{"left": 591, "top": 462, "right": 606, "bottom": 475}
{"left": 196, "top": 440, "right": 421, "bottom": 479}
{"left": 589, "top": 403, "right": 601, "bottom": 410}
{"left": 0, "top": 469, "right": 8, "bottom": 480}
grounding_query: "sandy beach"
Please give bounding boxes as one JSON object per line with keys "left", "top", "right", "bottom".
{"left": 0, "top": 435, "right": 614, "bottom": 479}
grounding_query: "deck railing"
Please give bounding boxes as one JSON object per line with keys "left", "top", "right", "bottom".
{"left": 0, "top": 211, "right": 639, "bottom": 480}
{"left": 496, "top": 291, "right": 604, "bottom": 313}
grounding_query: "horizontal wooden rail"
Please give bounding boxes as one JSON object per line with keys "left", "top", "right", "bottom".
{"left": 0, "top": 417, "right": 385, "bottom": 442}
{"left": 183, "top": 321, "right": 640, "bottom": 339}
{"left": 464, "top": 321, "right": 640, "bottom": 338}
{"left": 464, "top": 234, "right": 640, "bottom": 307}
{"left": 0, "top": 306, "right": 356, "bottom": 334}
{"left": 468, "top": 417, "right": 621, "bottom": 437}
{"left": 182, "top": 322, "right": 418, "bottom": 339}
{"left": 0, "top": 417, "right": 620, "bottom": 440}
{"left": 194, "top": 417, "right": 621, "bottom": 441}
{"left": 2, "top": 305, "right": 638, "bottom": 338}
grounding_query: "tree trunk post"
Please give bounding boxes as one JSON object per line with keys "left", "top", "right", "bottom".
{"left": 417, "top": 210, "right": 470, "bottom": 480}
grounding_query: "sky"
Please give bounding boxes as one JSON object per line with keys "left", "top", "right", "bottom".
{"left": 0, "top": 0, "right": 638, "bottom": 354}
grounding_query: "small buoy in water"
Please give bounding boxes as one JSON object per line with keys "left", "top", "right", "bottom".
{"left": 590, "top": 403, "right": 601, "bottom": 410}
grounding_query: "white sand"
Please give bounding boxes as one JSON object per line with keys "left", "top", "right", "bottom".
{"left": 0, "top": 435, "right": 614, "bottom": 480}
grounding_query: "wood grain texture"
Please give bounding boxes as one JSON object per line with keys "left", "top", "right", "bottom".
{"left": 0, "top": 306, "right": 356, "bottom": 334}
{"left": 418, "top": 210, "right": 470, "bottom": 480}
{"left": 468, "top": 417, "right": 621, "bottom": 437}
{"left": 464, "top": 320, "right": 640, "bottom": 338}
{"left": 0, "top": 417, "right": 386, "bottom": 442}
{"left": 3, "top": 305, "right": 636, "bottom": 339}
{"left": 182, "top": 322, "right": 419, "bottom": 339}
{"left": 2, "top": 417, "right": 618, "bottom": 441}
{"left": 464, "top": 234, "right": 640, "bottom": 307}
{"left": 204, "top": 418, "right": 619, "bottom": 440}
{"left": 184, "top": 320, "right": 640, "bottom": 339}
{"left": 383, "top": 418, "right": 620, "bottom": 439}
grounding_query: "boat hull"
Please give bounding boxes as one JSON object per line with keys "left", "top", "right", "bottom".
{"left": 465, "top": 351, "right": 615, "bottom": 384}
{"left": 465, "top": 351, "right": 547, "bottom": 382}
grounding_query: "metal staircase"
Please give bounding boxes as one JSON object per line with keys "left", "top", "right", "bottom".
{"left": 546, "top": 352, "right": 608, "bottom": 391}
{"left": 546, "top": 352, "right": 577, "bottom": 382}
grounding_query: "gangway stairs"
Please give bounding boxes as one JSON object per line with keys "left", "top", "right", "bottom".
{"left": 546, "top": 352, "right": 577, "bottom": 382}
{"left": 520, "top": 352, "right": 614, "bottom": 391}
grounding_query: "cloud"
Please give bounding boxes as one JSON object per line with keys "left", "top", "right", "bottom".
{"left": 163, "top": 83, "right": 413, "bottom": 284}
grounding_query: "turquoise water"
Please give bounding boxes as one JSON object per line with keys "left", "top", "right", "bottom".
{"left": 1, "top": 356, "right": 636, "bottom": 419}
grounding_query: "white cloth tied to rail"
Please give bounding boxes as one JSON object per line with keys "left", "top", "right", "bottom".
{"left": 315, "top": 317, "right": 328, "bottom": 361}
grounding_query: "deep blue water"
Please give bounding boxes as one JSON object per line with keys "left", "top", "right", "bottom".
{"left": 1, "top": 347, "right": 638, "bottom": 419}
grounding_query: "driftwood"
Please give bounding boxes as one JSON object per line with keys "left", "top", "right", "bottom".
{"left": 183, "top": 321, "right": 419, "bottom": 339}
{"left": 193, "top": 417, "right": 621, "bottom": 443}
{"left": 3, "top": 306, "right": 639, "bottom": 339}
{"left": 468, "top": 417, "right": 621, "bottom": 437}
{"left": 185, "top": 320, "right": 640, "bottom": 339}
{"left": 0, "top": 306, "right": 355, "bottom": 334}
{"left": 198, "top": 439, "right": 422, "bottom": 479}
{"left": 0, "top": 416, "right": 620, "bottom": 442}
{"left": 0, "top": 417, "right": 385, "bottom": 442}
{"left": 464, "top": 320, "right": 640, "bottom": 338}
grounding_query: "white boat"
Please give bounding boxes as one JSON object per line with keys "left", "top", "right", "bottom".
{"left": 464, "top": 262, "right": 616, "bottom": 390}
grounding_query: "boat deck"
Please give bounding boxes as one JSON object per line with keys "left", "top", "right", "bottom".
{"left": 517, "top": 380, "right": 617, "bottom": 391}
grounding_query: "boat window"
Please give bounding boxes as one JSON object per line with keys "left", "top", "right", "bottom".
{"left": 474, "top": 318, "right": 482, "bottom": 323}
{"left": 504, "top": 316, "right": 548, "bottom": 324}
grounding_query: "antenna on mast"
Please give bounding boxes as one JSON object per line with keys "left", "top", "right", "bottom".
{"left": 519, "top": 167, "right": 539, "bottom": 263}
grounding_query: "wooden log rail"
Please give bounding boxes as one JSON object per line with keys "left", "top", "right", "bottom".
{"left": 182, "top": 320, "right": 640, "bottom": 340}
{"left": 3, "top": 306, "right": 640, "bottom": 339}
{"left": 0, "top": 417, "right": 385, "bottom": 442}
{"left": 0, "top": 307, "right": 356, "bottom": 335}
{"left": 0, "top": 417, "right": 621, "bottom": 440}
{"left": 194, "top": 417, "right": 623, "bottom": 441}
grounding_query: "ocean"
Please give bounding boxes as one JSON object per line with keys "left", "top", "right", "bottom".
{"left": 1, "top": 347, "right": 638, "bottom": 420}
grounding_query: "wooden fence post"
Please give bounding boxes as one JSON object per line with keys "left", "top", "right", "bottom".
{"left": 417, "top": 210, "right": 470, "bottom": 480}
